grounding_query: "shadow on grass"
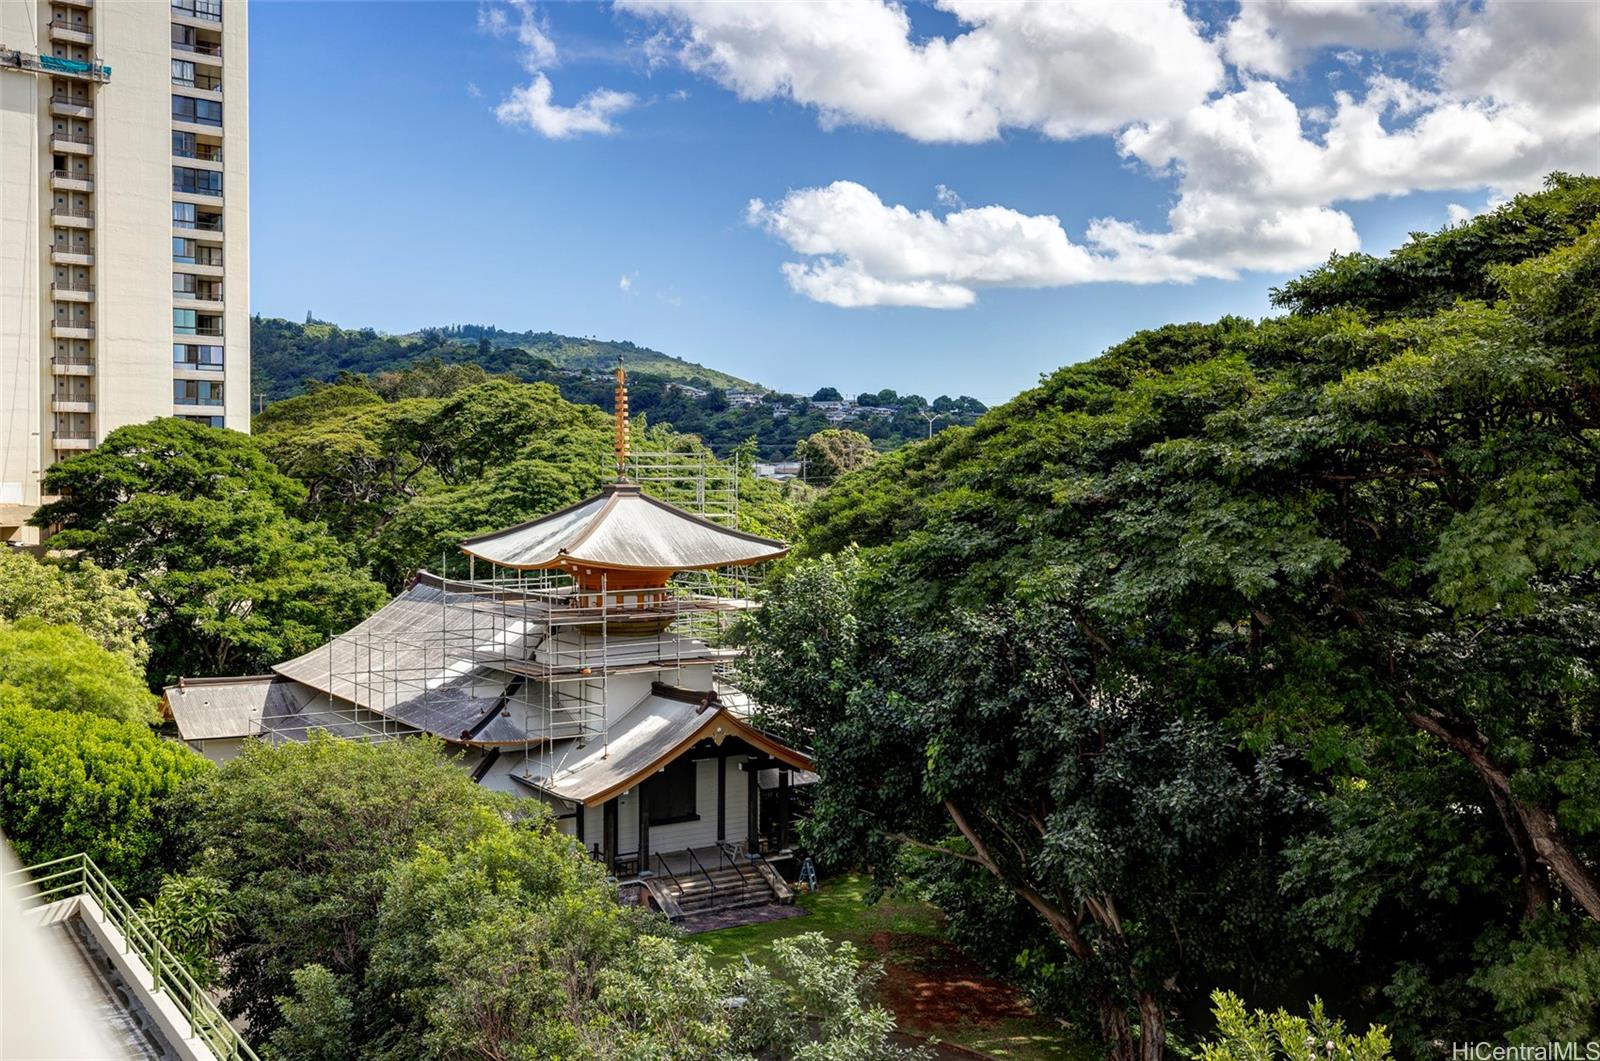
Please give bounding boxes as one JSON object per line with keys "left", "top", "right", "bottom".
{"left": 687, "top": 874, "right": 1097, "bottom": 1061}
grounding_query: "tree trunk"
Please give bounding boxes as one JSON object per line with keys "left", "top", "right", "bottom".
{"left": 1138, "top": 992, "right": 1167, "bottom": 1061}
{"left": 1098, "top": 1000, "right": 1137, "bottom": 1061}
{"left": 942, "top": 801, "right": 1158, "bottom": 1061}
{"left": 1484, "top": 777, "right": 1554, "bottom": 919}
{"left": 1407, "top": 711, "right": 1600, "bottom": 921}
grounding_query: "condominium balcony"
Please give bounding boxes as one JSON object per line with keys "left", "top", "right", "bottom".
{"left": 175, "top": 295, "right": 225, "bottom": 312}
{"left": 51, "top": 280, "right": 94, "bottom": 302}
{"left": 171, "top": 40, "right": 223, "bottom": 67}
{"left": 51, "top": 322, "right": 94, "bottom": 339}
{"left": 51, "top": 398, "right": 95, "bottom": 414}
{"left": 173, "top": 187, "right": 224, "bottom": 205}
{"left": 51, "top": 355, "right": 95, "bottom": 376}
{"left": 48, "top": 17, "right": 94, "bottom": 46}
{"left": 50, "top": 93, "right": 93, "bottom": 118}
{"left": 51, "top": 246, "right": 93, "bottom": 266}
{"left": 173, "top": 142, "right": 223, "bottom": 164}
{"left": 50, "top": 169, "right": 92, "bottom": 192}
{"left": 58, "top": 0, "right": 94, "bottom": 8}
{"left": 53, "top": 431, "right": 95, "bottom": 449}
{"left": 50, "top": 205, "right": 94, "bottom": 228}
{"left": 172, "top": 216, "right": 223, "bottom": 238}
{"left": 173, "top": 78, "right": 223, "bottom": 101}
{"left": 50, "top": 131, "right": 92, "bottom": 155}
{"left": 173, "top": 259, "right": 224, "bottom": 278}
{"left": 175, "top": 325, "right": 224, "bottom": 339}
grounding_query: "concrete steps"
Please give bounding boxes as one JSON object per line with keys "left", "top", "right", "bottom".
{"left": 658, "top": 865, "right": 774, "bottom": 915}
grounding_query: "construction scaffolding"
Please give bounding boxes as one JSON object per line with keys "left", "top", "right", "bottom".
{"left": 254, "top": 452, "right": 766, "bottom": 779}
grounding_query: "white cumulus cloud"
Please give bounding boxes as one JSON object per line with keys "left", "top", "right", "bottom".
{"left": 1221, "top": 1, "right": 1430, "bottom": 78}
{"left": 722, "top": 0, "right": 1598, "bottom": 307}
{"left": 618, "top": 0, "right": 1223, "bottom": 142}
{"left": 481, "top": 1, "right": 636, "bottom": 138}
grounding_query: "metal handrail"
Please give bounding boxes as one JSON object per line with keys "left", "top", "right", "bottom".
{"left": 174, "top": 145, "right": 223, "bottom": 162}
{"left": 651, "top": 852, "right": 687, "bottom": 907}
{"left": 49, "top": 15, "right": 92, "bottom": 31}
{"left": 174, "top": 77, "right": 223, "bottom": 93}
{"left": 52, "top": 131, "right": 93, "bottom": 145}
{"left": 51, "top": 168, "right": 91, "bottom": 181}
{"left": 51, "top": 93, "right": 92, "bottom": 106}
{"left": 684, "top": 847, "right": 718, "bottom": 906}
{"left": 52, "top": 206, "right": 93, "bottom": 220}
{"left": 175, "top": 217, "right": 224, "bottom": 231}
{"left": 8, "top": 853, "right": 261, "bottom": 1060}
{"left": 715, "top": 841, "right": 753, "bottom": 886}
{"left": 172, "top": 40, "right": 222, "bottom": 57}
{"left": 52, "top": 280, "right": 94, "bottom": 293}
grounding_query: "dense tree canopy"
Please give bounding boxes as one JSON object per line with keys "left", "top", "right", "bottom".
{"left": 743, "top": 174, "right": 1600, "bottom": 1056}
{"left": 794, "top": 428, "right": 879, "bottom": 484}
{"left": 175, "top": 735, "right": 917, "bottom": 1060}
{"left": 34, "top": 419, "right": 389, "bottom": 683}
{"left": 0, "top": 619, "right": 158, "bottom": 724}
{"left": 0, "top": 697, "right": 210, "bottom": 895}
{"left": 0, "top": 549, "right": 148, "bottom": 667}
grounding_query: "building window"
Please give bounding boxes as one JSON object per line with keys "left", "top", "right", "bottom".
{"left": 174, "top": 379, "right": 224, "bottom": 406}
{"left": 173, "top": 237, "right": 195, "bottom": 263}
{"left": 174, "top": 308, "right": 197, "bottom": 334}
{"left": 174, "top": 344, "right": 224, "bottom": 370}
{"left": 173, "top": 201, "right": 196, "bottom": 228}
{"left": 179, "top": 415, "right": 225, "bottom": 428}
{"left": 172, "top": 95, "right": 222, "bottom": 127}
{"left": 173, "top": 166, "right": 223, "bottom": 196}
{"left": 172, "top": 0, "right": 222, "bottom": 22}
{"left": 172, "top": 59, "right": 195, "bottom": 86}
{"left": 644, "top": 759, "right": 699, "bottom": 826}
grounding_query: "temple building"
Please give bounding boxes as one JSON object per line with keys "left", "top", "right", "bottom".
{"left": 165, "top": 363, "right": 815, "bottom": 917}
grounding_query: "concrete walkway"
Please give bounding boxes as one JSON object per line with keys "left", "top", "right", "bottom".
{"left": 678, "top": 901, "right": 808, "bottom": 934}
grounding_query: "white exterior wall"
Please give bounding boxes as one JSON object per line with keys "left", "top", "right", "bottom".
{"left": 579, "top": 754, "right": 754, "bottom": 857}
{"left": 95, "top": 1, "right": 178, "bottom": 437}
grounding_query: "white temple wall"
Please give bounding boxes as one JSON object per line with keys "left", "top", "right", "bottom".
{"left": 604, "top": 754, "right": 753, "bottom": 857}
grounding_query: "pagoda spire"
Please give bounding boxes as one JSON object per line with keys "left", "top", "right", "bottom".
{"left": 613, "top": 356, "right": 630, "bottom": 478}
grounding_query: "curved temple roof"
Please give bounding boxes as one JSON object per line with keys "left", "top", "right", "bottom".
{"left": 458, "top": 482, "right": 789, "bottom": 571}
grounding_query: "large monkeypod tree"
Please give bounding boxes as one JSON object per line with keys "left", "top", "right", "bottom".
{"left": 743, "top": 177, "right": 1600, "bottom": 1057}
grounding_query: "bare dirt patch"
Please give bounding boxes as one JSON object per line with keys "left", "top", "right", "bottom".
{"left": 868, "top": 930, "right": 1038, "bottom": 1034}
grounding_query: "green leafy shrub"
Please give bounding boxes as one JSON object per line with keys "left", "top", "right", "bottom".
{"left": 0, "top": 618, "right": 159, "bottom": 724}
{"left": 1198, "top": 991, "right": 1391, "bottom": 1061}
{"left": 0, "top": 696, "right": 210, "bottom": 895}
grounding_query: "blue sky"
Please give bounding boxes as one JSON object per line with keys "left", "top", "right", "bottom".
{"left": 247, "top": 1, "right": 1597, "bottom": 404}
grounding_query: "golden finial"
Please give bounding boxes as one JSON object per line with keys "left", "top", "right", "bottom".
{"left": 614, "top": 356, "right": 629, "bottom": 477}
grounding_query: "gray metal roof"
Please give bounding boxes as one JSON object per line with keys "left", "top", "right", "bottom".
{"left": 163, "top": 676, "right": 277, "bottom": 741}
{"left": 271, "top": 574, "right": 539, "bottom": 743}
{"left": 513, "top": 684, "right": 813, "bottom": 806}
{"left": 458, "top": 482, "right": 789, "bottom": 571}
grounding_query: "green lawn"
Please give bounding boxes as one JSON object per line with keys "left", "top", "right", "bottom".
{"left": 688, "top": 875, "right": 1095, "bottom": 1061}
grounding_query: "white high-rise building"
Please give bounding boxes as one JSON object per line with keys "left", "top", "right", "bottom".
{"left": 2, "top": 0, "right": 249, "bottom": 544}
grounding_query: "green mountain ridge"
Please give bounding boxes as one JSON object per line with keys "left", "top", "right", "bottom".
{"left": 251, "top": 316, "right": 754, "bottom": 402}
